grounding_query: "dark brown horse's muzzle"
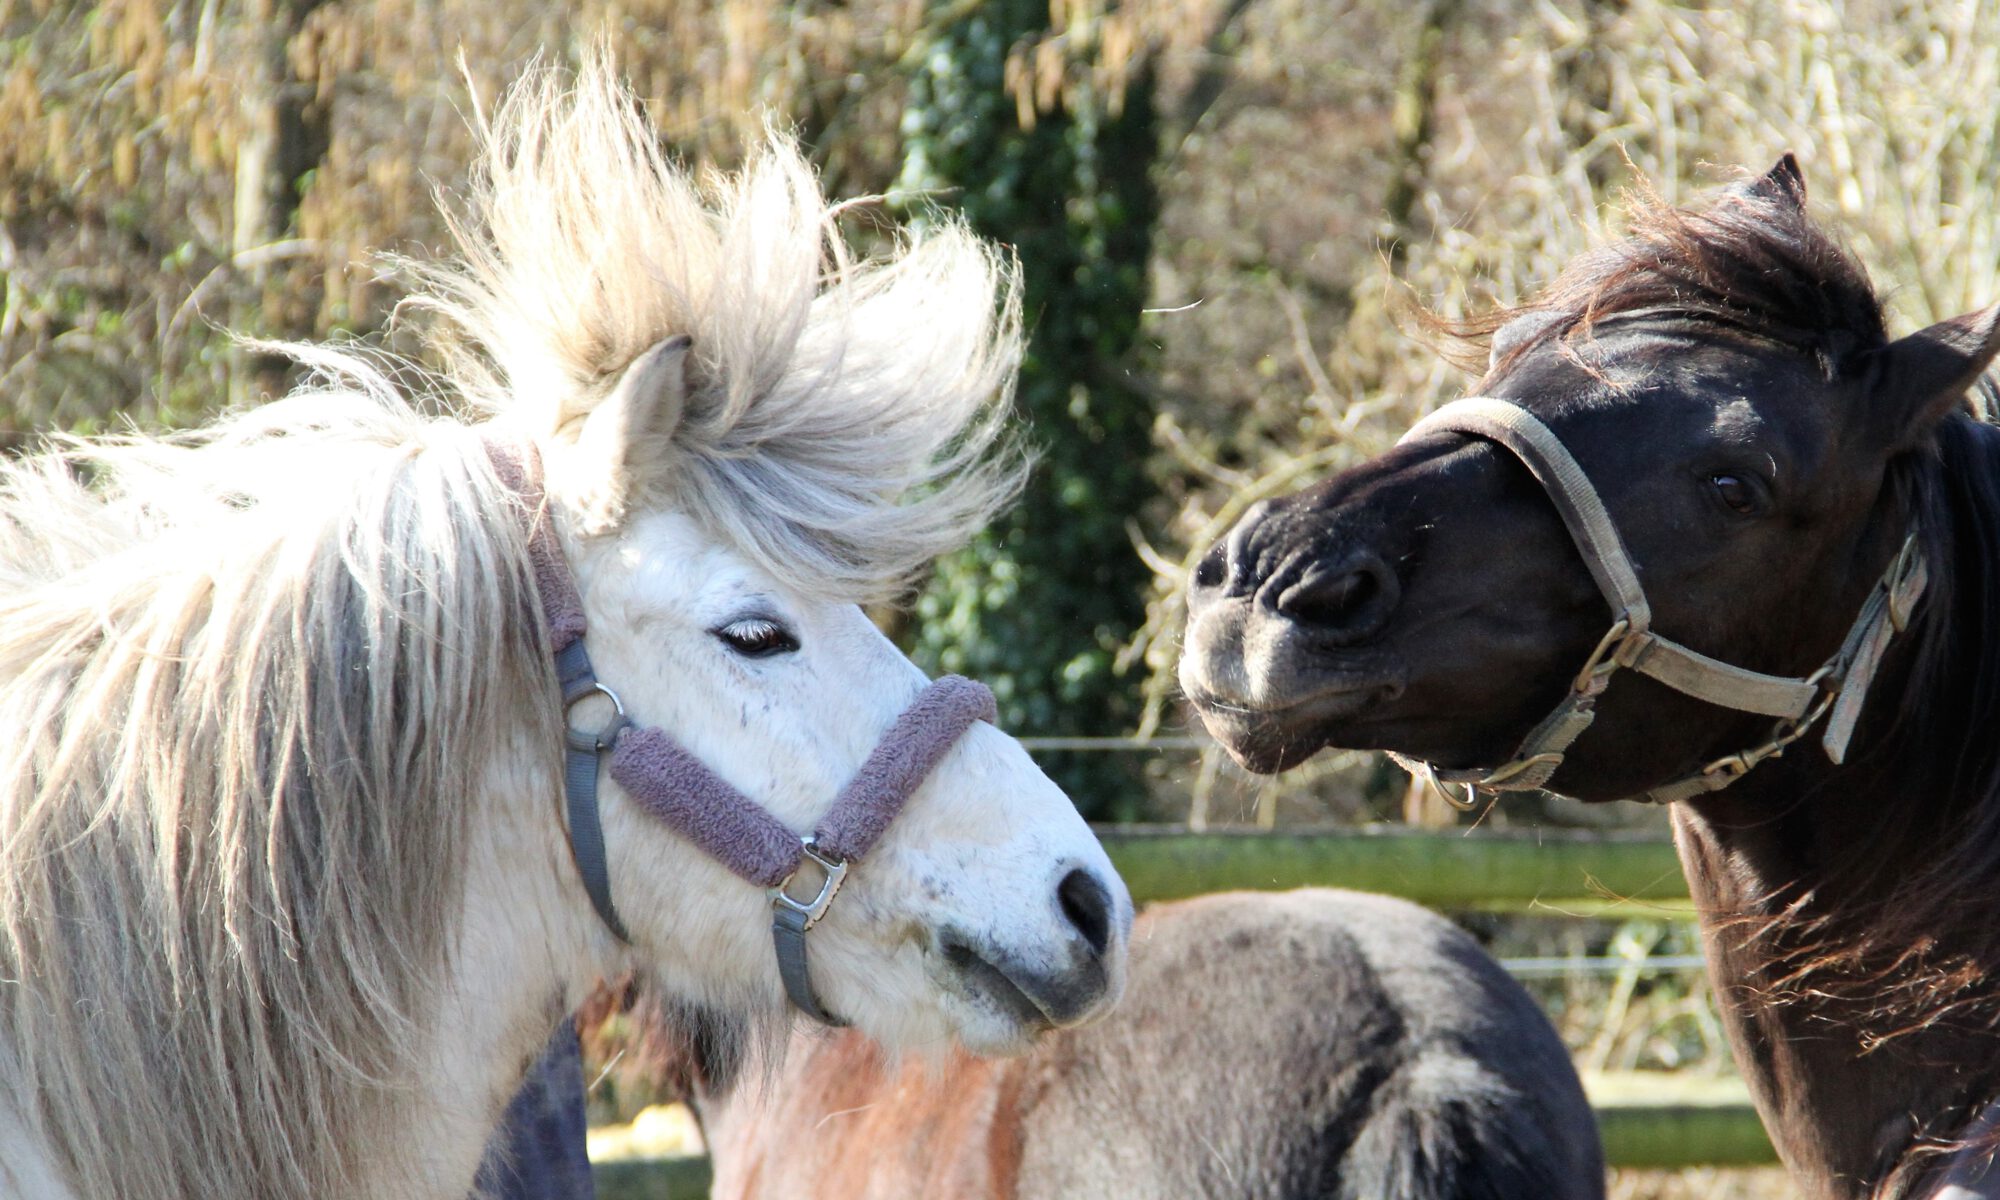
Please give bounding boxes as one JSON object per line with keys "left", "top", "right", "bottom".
{"left": 1182, "top": 494, "right": 1411, "bottom": 770}
{"left": 1192, "top": 497, "right": 1404, "bottom": 639}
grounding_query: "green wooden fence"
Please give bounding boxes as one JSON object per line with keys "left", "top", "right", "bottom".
{"left": 1097, "top": 824, "right": 1691, "bottom": 909}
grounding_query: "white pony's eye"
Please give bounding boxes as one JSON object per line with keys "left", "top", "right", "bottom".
{"left": 713, "top": 616, "right": 800, "bottom": 658}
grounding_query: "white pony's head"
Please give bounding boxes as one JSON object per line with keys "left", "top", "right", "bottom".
{"left": 424, "top": 59, "right": 1132, "bottom": 1054}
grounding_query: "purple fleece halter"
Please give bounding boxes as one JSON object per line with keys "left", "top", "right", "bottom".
{"left": 608, "top": 677, "right": 998, "bottom": 888}
{"left": 485, "top": 439, "right": 997, "bottom": 1023}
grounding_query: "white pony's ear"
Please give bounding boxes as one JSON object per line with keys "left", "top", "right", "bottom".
{"left": 574, "top": 335, "right": 692, "bottom": 523}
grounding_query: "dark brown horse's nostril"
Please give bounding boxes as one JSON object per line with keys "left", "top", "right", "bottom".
{"left": 1191, "top": 500, "right": 1277, "bottom": 601}
{"left": 1275, "top": 554, "right": 1401, "bottom": 643}
{"left": 1192, "top": 543, "right": 1226, "bottom": 591}
{"left": 1056, "top": 868, "right": 1113, "bottom": 957}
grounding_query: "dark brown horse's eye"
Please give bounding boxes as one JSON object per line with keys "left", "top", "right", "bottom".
{"left": 1711, "top": 473, "right": 1756, "bottom": 514}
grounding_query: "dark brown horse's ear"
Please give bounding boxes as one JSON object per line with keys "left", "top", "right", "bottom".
{"left": 1874, "top": 304, "right": 2000, "bottom": 452}
{"left": 1732, "top": 154, "right": 1807, "bottom": 209}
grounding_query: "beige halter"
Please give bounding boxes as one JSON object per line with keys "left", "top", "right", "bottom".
{"left": 1392, "top": 397, "right": 1929, "bottom": 807}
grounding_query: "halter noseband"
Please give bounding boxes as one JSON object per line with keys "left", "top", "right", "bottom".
{"left": 1392, "top": 397, "right": 1930, "bottom": 807}
{"left": 489, "top": 441, "right": 996, "bottom": 1024}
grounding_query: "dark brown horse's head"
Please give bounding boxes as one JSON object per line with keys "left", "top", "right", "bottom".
{"left": 1182, "top": 158, "right": 2000, "bottom": 800}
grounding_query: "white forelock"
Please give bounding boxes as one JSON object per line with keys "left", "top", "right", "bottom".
{"left": 411, "top": 54, "right": 1027, "bottom": 604}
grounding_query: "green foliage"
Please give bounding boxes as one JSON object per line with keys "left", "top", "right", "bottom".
{"left": 897, "top": 1, "right": 1161, "bottom": 819}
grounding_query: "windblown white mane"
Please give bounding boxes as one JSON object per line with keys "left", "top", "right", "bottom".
{"left": 0, "top": 56, "right": 1023, "bottom": 1200}
{"left": 421, "top": 59, "right": 1024, "bottom": 602}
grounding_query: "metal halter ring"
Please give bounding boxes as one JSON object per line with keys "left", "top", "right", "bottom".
{"left": 1421, "top": 761, "right": 1483, "bottom": 812}
{"left": 770, "top": 836, "right": 849, "bottom": 931}
{"left": 564, "top": 682, "right": 628, "bottom": 753}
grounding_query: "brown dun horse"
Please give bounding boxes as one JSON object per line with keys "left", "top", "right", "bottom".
{"left": 1182, "top": 158, "right": 2000, "bottom": 1199}
{"left": 629, "top": 890, "right": 1602, "bottom": 1200}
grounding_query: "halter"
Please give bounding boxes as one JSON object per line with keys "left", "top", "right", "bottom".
{"left": 488, "top": 442, "right": 996, "bottom": 1024}
{"left": 1392, "top": 397, "right": 1930, "bottom": 807}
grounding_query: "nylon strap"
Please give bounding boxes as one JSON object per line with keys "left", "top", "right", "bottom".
{"left": 556, "top": 640, "right": 632, "bottom": 943}
{"left": 1396, "top": 397, "right": 1925, "bottom": 805}
{"left": 1631, "top": 767, "right": 1728, "bottom": 806}
{"left": 1823, "top": 540, "right": 1929, "bottom": 763}
{"left": 603, "top": 674, "right": 998, "bottom": 886}
{"left": 562, "top": 731, "right": 629, "bottom": 940}
{"left": 1406, "top": 398, "right": 1652, "bottom": 633}
{"left": 773, "top": 905, "right": 841, "bottom": 1026}
{"left": 1623, "top": 633, "right": 1818, "bottom": 720}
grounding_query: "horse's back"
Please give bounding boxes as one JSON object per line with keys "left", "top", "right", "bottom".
{"left": 1008, "top": 888, "right": 1602, "bottom": 1200}
{"left": 703, "top": 887, "right": 1602, "bottom": 1200}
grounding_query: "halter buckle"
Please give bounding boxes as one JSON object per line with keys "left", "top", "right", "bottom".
{"left": 1886, "top": 532, "right": 1925, "bottom": 632}
{"left": 1573, "top": 617, "right": 1642, "bottom": 694}
{"left": 770, "top": 837, "right": 849, "bottom": 931}
{"left": 1699, "top": 750, "right": 1758, "bottom": 783}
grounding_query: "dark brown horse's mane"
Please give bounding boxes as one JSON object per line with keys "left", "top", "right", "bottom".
{"left": 1801, "top": 414, "right": 2000, "bottom": 1045}
{"left": 1447, "top": 171, "right": 1890, "bottom": 383}
{"left": 1448, "top": 177, "right": 2000, "bottom": 1044}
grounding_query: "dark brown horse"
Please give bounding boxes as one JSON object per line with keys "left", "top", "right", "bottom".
{"left": 1180, "top": 158, "right": 2000, "bottom": 1199}
{"left": 635, "top": 890, "right": 1602, "bottom": 1199}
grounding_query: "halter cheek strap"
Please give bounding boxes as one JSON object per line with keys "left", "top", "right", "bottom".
{"left": 603, "top": 676, "right": 996, "bottom": 1026}
{"left": 487, "top": 439, "right": 997, "bottom": 1024}
{"left": 1393, "top": 397, "right": 1928, "bottom": 806}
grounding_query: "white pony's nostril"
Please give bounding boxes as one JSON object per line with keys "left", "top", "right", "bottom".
{"left": 1056, "top": 868, "right": 1114, "bottom": 957}
{"left": 939, "top": 923, "right": 1112, "bottom": 1031}
{"left": 942, "top": 937, "right": 1047, "bottom": 1023}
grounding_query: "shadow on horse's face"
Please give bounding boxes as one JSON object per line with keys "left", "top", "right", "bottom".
{"left": 1183, "top": 160, "right": 2000, "bottom": 801}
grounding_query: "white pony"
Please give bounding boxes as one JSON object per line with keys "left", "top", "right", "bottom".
{"left": 0, "top": 59, "right": 1130, "bottom": 1200}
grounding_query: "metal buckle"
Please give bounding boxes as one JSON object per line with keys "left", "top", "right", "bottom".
{"left": 1573, "top": 618, "right": 1639, "bottom": 693}
{"left": 1699, "top": 751, "right": 1757, "bottom": 783}
{"left": 770, "top": 837, "right": 849, "bottom": 931}
{"left": 1695, "top": 678, "right": 1839, "bottom": 785}
{"left": 564, "top": 682, "right": 628, "bottom": 752}
{"left": 1885, "top": 532, "right": 1924, "bottom": 633}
